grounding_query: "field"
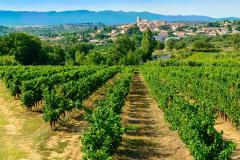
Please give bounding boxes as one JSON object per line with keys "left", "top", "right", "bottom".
{"left": 0, "top": 59, "right": 240, "bottom": 159}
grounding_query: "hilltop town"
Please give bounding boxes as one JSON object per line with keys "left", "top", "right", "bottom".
{"left": 47, "top": 17, "right": 240, "bottom": 44}
{"left": 117, "top": 17, "right": 240, "bottom": 40}
{"left": 1, "top": 17, "right": 239, "bottom": 45}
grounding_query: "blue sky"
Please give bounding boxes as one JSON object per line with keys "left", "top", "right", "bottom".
{"left": 0, "top": 0, "right": 239, "bottom": 18}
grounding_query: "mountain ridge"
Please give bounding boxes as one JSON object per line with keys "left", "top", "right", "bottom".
{"left": 0, "top": 10, "right": 239, "bottom": 25}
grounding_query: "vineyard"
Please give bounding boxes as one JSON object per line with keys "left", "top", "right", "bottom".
{"left": 0, "top": 64, "right": 240, "bottom": 160}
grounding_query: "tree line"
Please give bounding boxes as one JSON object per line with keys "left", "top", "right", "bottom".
{"left": 0, "top": 29, "right": 157, "bottom": 66}
{"left": 0, "top": 29, "right": 239, "bottom": 65}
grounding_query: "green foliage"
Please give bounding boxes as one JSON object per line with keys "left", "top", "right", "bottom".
{"left": 87, "top": 51, "right": 106, "bottom": 65}
{"left": 226, "top": 25, "right": 232, "bottom": 32}
{"left": 159, "top": 25, "right": 171, "bottom": 31}
{"left": 48, "top": 45, "right": 65, "bottom": 65}
{"left": 103, "top": 34, "right": 138, "bottom": 65}
{"left": 231, "top": 34, "right": 240, "bottom": 49}
{"left": 65, "top": 42, "right": 94, "bottom": 64}
{"left": 207, "top": 22, "right": 221, "bottom": 28}
{"left": 0, "top": 56, "right": 19, "bottom": 66}
{"left": 166, "top": 39, "right": 177, "bottom": 50}
{"left": 140, "top": 65, "right": 236, "bottom": 159}
{"left": 0, "top": 36, "right": 13, "bottom": 56}
{"left": 95, "top": 33, "right": 109, "bottom": 40}
{"left": 113, "top": 34, "right": 136, "bottom": 57}
{"left": 119, "top": 50, "right": 141, "bottom": 65}
{"left": 236, "top": 26, "right": 240, "bottom": 31}
{"left": 82, "top": 69, "right": 132, "bottom": 160}
{"left": 39, "top": 43, "right": 65, "bottom": 65}
{"left": 20, "top": 67, "right": 99, "bottom": 108}
{"left": 174, "top": 41, "right": 186, "bottom": 50}
{"left": 156, "top": 41, "right": 165, "bottom": 50}
{"left": 43, "top": 67, "right": 118, "bottom": 127}
{"left": 75, "top": 51, "right": 86, "bottom": 65}
{"left": 191, "top": 40, "right": 215, "bottom": 51}
{"left": 127, "top": 26, "right": 142, "bottom": 36}
{"left": 5, "top": 33, "right": 42, "bottom": 65}
{"left": 141, "top": 28, "right": 157, "bottom": 61}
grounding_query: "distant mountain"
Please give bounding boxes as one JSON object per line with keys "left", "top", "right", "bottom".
{"left": 0, "top": 10, "right": 239, "bottom": 25}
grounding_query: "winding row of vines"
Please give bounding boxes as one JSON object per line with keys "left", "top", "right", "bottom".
{"left": 1, "top": 64, "right": 239, "bottom": 159}
{"left": 140, "top": 65, "right": 239, "bottom": 159}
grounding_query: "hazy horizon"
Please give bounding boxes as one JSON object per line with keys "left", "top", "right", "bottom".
{"left": 0, "top": 9, "right": 239, "bottom": 19}
{"left": 0, "top": 0, "right": 239, "bottom": 18}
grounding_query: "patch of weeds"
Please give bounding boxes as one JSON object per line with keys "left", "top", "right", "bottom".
{"left": 53, "top": 141, "right": 69, "bottom": 153}
{"left": 0, "top": 116, "right": 8, "bottom": 126}
{"left": 38, "top": 140, "right": 68, "bottom": 159}
{"left": 124, "top": 124, "right": 140, "bottom": 132}
{"left": 38, "top": 143, "right": 52, "bottom": 159}
{"left": 0, "top": 147, "right": 28, "bottom": 160}
{"left": 36, "top": 130, "right": 54, "bottom": 158}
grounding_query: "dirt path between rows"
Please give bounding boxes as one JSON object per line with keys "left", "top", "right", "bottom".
{"left": 215, "top": 118, "right": 240, "bottom": 160}
{"left": 115, "top": 72, "right": 192, "bottom": 160}
{"left": 44, "top": 73, "right": 120, "bottom": 160}
{"left": 0, "top": 81, "right": 41, "bottom": 160}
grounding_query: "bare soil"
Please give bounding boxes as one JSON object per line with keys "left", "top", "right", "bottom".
{"left": 42, "top": 73, "right": 120, "bottom": 160}
{"left": 215, "top": 118, "right": 240, "bottom": 160}
{"left": 115, "top": 72, "right": 192, "bottom": 160}
{"left": 0, "top": 73, "right": 119, "bottom": 160}
{"left": 0, "top": 81, "right": 41, "bottom": 160}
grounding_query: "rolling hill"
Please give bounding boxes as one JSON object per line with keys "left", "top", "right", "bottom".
{"left": 0, "top": 10, "right": 239, "bottom": 25}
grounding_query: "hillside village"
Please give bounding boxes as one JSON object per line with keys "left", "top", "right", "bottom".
{"left": 80, "top": 17, "right": 240, "bottom": 44}
{"left": 2, "top": 17, "right": 239, "bottom": 45}
{"left": 116, "top": 17, "right": 240, "bottom": 39}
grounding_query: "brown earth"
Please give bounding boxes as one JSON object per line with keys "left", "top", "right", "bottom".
{"left": 0, "top": 81, "right": 42, "bottom": 160}
{"left": 0, "top": 72, "right": 119, "bottom": 160}
{"left": 215, "top": 118, "right": 240, "bottom": 160}
{"left": 115, "top": 72, "right": 192, "bottom": 160}
{"left": 42, "top": 73, "right": 120, "bottom": 160}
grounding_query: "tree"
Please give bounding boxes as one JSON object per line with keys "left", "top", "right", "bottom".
{"left": 207, "top": 22, "right": 220, "bottom": 27}
{"left": 127, "top": 26, "right": 142, "bottom": 35}
{"left": 231, "top": 34, "right": 240, "bottom": 49}
{"left": 159, "top": 25, "right": 171, "bottom": 31}
{"left": 75, "top": 51, "right": 86, "bottom": 65}
{"left": 65, "top": 42, "right": 93, "bottom": 64}
{"left": 168, "top": 31, "right": 174, "bottom": 37}
{"left": 166, "top": 39, "right": 177, "bottom": 50}
{"left": 141, "top": 28, "right": 156, "bottom": 61}
{"left": 48, "top": 45, "right": 65, "bottom": 65}
{"left": 95, "top": 33, "right": 109, "bottom": 40}
{"left": 175, "top": 41, "right": 186, "bottom": 50}
{"left": 8, "top": 33, "right": 42, "bottom": 65}
{"left": 103, "top": 26, "right": 113, "bottom": 33}
{"left": 191, "top": 40, "right": 215, "bottom": 51}
{"left": 227, "top": 25, "right": 232, "bottom": 32}
{"left": 119, "top": 50, "right": 141, "bottom": 65}
{"left": 88, "top": 51, "right": 106, "bottom": 65}
{"left": 112, "top": 34, "right": 136, "bottom": 63}
{"left": 0, "top": 36, "right": 13, "bottom": 56}
{"left": 38, "top": 42, "right": 52, "bottom": 65}
{"left": 156, "top": 41, "right": 165, "bottom": 50}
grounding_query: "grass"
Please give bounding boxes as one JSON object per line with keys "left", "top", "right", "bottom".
{"left": 54, "top": 141, "right": 69, "bottom": 153}
{"left": 0, "top": 55, "right": 19, "bottom": 66}
{"left": 0, "top": 115, "right": 8, "bottom": 137}
{"left": 0, "top": 81, "right": 29, "bottom": 159}
{"left": 0, "top": 80, "right": 53, "bottom": 159}
{"left": 184, "top": 51, "right": 240, "bottom": 65}
{"left": 124, "top": 124, "right": 140, "bottom": 132}
{"left": 0, "top": 148, "right": 28, "bottom": 160}
{"left": 38, "top": 139, "right": 69, "bottom": 159}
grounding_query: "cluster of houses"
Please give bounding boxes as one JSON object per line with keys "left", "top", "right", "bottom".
{"left": 35, "top": 17, "right": 240, "bottom": 44}
{"left": 113, "top": 17, "right": 240, "bottom": 41}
